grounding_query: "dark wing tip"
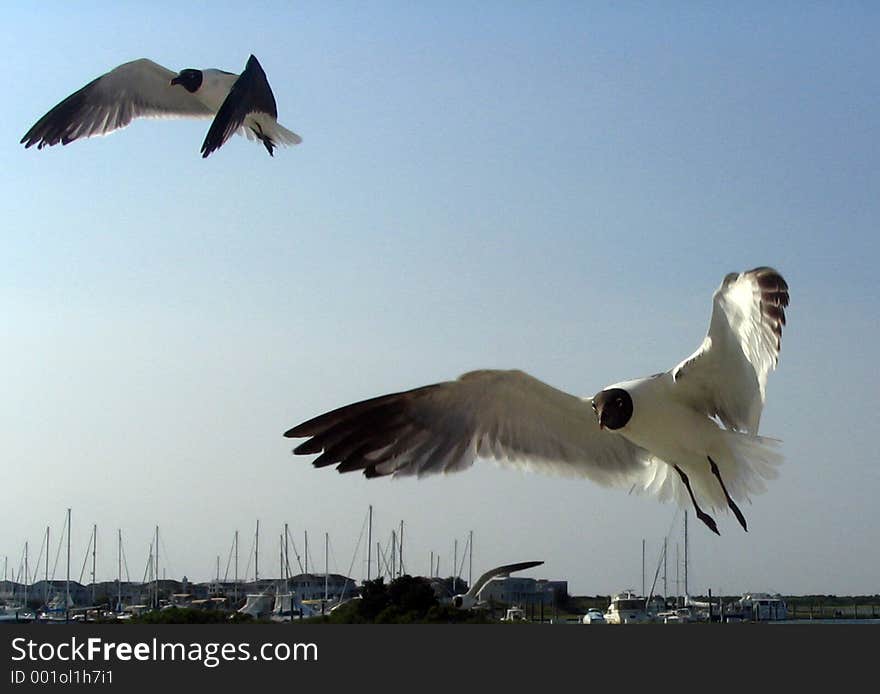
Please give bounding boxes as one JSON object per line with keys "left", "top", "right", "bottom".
{"left": 746, "top": 267, "right": 789, "bottom": 356}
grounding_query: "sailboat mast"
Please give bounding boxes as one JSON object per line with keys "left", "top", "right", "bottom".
{"left": 399, "top": 521, "right": 404, "bottom": 577}
{"left": 642, "top": 538, "right": 646, "bottom": 597}
{"left": 684, "top": 511, "right": 689, "bottom": 597}
{"left": 390, "top": 530, "right": 396, "bottom": 578}
{"left": 91, "top": 524, "right": 97, "bottom": 604}
{"left": 45, "top": 526, "right": 50, "bottom": 605}
{"left": 154, "top": 525, "right": 159, "bottom": 609}
{"left": 66, "top": 508, "right": 71, "bottom": 622}
{"left": 469, "top": 530, "right": 473, "bottom": 587}
{"left": 324, "top": 532, "right": 329, "bottom": 601}
{"left": 453, "top": 539, "right": 458, "bottom": 592}
{"left": 284, "top": 523, "right": 289, "bottom": 582}
{"left": 234, "top": 530, "right": 239, "bottom": 603}
{"left": 24, "top": 541, "right": 29, "bottom": 609}
{"left": 663, "top": 538, "right": 668, "bottom": 599}
{"left": 255, "top": 520, "right": 259, "bottom": 584}
{"left": 304, "top": 530, "right": 308, "bottom": 575}
{"left": 366, "top": 505, "right": 372, "bottom": 582}
{"left": 117, "top": 529, "right": 122, "bottom": 611}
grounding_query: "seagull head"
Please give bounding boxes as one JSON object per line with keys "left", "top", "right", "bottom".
{"left": 591, "top": 388, "right": 633, "bottom": 431}
{"left": 170, "top": 69, "right": 203, "bottom": 93}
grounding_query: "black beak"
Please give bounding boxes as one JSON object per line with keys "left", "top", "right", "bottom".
{"left": 170, "top": 76, "right": 181, "bottom": 86}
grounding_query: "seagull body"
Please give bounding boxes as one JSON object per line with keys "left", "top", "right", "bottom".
{"left": 285, "top": 267, "right": 789, "bottom": 535}
{"left": 20, "top": 55, "right": 301, "bottom": 157}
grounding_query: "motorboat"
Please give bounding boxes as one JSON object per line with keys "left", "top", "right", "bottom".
{"left": 604, "top": 590, "right": 650, "bottom": 624}
{"left": 582, "top": 608, "right": 606, "bottom": 624}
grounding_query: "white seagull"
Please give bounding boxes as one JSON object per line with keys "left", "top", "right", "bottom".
{"left": 285, "top": 267, "right": 789, "bottom": 535}
{"left": 451, "top": 561, "right": 544, "bottom": 609}
{"left": 20, "top": 55, "right": 301, "bottom": 158}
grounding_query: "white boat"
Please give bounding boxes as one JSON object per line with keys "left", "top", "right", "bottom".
{"left": 237, "top": 592, "right": 274, "bottom": 619}
{"left": 733, "top": 593, "right": 788, "bottom": 621}
{"left": 604, "top": 590, "right": 650, "bottom": 624}
{"left": 582, "top": 608, "right": 606, "bottom": 624}
{"left": 655, "top": 607, "right": 693, "bottom": 624}
{"left": 500, "top": 606, "right": 527, "bottom": 622}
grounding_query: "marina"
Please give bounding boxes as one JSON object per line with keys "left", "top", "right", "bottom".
{"left": 2, "top": 506, "right": 877, "bottom": 625}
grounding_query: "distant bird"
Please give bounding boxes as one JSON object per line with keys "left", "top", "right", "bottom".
{"left": 452, "top": 561, "right": 544, "bottom": 609}
{"left": 20, "top": 55, "right": 301, "bottom": 158}
{"left": 285, "top": 267, "right": 789, "bottom": 536}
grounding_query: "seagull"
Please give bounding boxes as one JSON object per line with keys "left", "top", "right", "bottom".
{"left": 20, "top": 55, "right": 301, "bottom": 158}
{"left": 285, "top": 267, "right": 789, "bottom": 536}
{"left": 451, "top": 561, "right": 544, "bottom": 609}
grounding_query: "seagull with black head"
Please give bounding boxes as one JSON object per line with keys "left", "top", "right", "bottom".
{"left": 285, "top": 267, "right": 789, "bottom": 536}
{"left": 21, "top": 55, "right": 300, "bottom": 157}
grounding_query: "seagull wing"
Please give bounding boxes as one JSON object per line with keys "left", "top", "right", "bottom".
{"left": 20, "top": 59, "right": 213, "bottom": 149}
{"left": 201, "top": 55, "right": 278, "bottom": 158}
{"left": 285, "top": 369, "right": 651, "bottom": 486}
{"left": 671, "top": 267, "right": 789, "bottom": 434}
{"left": 467, "top": 561, "right": 544, "bottom": 598}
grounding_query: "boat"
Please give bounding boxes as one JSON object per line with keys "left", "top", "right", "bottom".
{"left": 0, "top": 604, "right": 36, "bottom": 623}
{"left": 655, "top": 607, "right": 694, "bottom": 624}
{"left": 582, "top": 608, "right": 606, "bottom": 624}
{"left": 237, "top": 591, "right": 274, "bottom": 619}
{"left": 729, "top": 593, "right": 788, "bottom": 621}
{"left": 500, "top": 606, "right": 527, "bottom": 622}
{"left": 604, "top": 590, "right": 650, "bottom": 624}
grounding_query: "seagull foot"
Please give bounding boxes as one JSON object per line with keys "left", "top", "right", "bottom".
{"left": 708, "top": 456, "right": 748, "bottom": 532}
{"left": 696, "top": 509, "right": 720, "bottom": 536}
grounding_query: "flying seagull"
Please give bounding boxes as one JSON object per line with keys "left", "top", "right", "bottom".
{"left": 452, "top": 561, "right": 544, "bottom": 609}
{"left": 285, "top": 267, "right": 789, "bottom": 536}
{"left": 20, "top": 55, "right": 301, "bottom": 157}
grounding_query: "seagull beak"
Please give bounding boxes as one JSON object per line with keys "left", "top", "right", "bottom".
{"left": 170, "top": 76, "right": 181, "bottom": 86}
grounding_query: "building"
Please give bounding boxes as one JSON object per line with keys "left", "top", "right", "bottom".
{"left": 477, "top": 576, "right": 568, "bottom": 606}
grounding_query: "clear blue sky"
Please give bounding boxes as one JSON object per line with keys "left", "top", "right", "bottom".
{"left": 1, "top": 2, "right": 878, "bottom": 596}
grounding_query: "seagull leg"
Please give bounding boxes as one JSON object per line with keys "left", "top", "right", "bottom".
{"left": 674, "top": 465, "right": 720, "bottom": 536}
{"left": 708, "top": 456, "right": 748, "bottom": 532}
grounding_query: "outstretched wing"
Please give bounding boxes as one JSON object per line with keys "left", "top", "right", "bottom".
{"left": 21, "top": 59, "right": 212, "bottom": 149}
{"left": 467, "top": 561, "right": 544, "bottom": 598}
{"left": 672, "top": 267, "right": 789, "bottom": 434}
{"left": 201, "top": 55, "right": 278, "bottom": 158}
{"left": 285, "top": 369, "right": 651, "bottom": 486}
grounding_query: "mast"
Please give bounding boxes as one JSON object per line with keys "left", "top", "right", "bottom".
{"left": 324, "top": 532, "right": 329, "bottom": 601}
{"left": 642, "top": 538, "right": 646, "bottom": 597}
{"left": 255, "top": 520, "right": 259, "bottom": 584}
{"left": 45, "top": 526, "right": 50, "bottom": 605}
{"left": 366, "top": 505, "right": 372, "bottom": 581}
{"left": 234, "top": 530, "right": 239, "bottom": 602}
{"left": 390, "top": 530, "right": 396, "bottom": 578}
{"left": 66, "top": 508, "right": 71, "bottom": 622}
{"left": 684, "top": 511, "right": 689, "bottom": 597}
{"left": 117, "top": 529, "right": 122, "bottom": 611}
{"left": 154, "top": 525, "right": 159, "bottom": 609}
{"left": 284, "top": 523, "right": 289, "bottom": 582}
{"left": 453, "top": 539, "right": 458, "bottom": 592}
{"left": 91, "top": 524, "right": 97, "bottom": 604}
{"left": 399, "top": 521, "right": 404, "bottom": 577}
{"left": 663, "top": 538, "right": 668, "bottom": 600}
{"left": 469, "top": 530, "right": 473, "bottom": 587}
{"left": 304, "top": 530, "right": 308, "bottom": 575}
{"left": 24, "top": 541, "right": 29, "bottom": 609}
{"left": 675, "top": 543, "right": 680, "bottom": 602}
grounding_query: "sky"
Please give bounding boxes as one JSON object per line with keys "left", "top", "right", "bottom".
{"left": 1, "top": 2, "right": 878, "bottom": 598}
